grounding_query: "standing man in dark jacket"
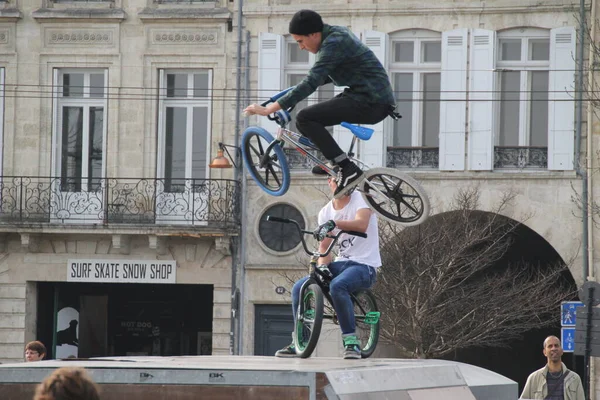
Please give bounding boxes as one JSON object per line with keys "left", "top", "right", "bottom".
{"left": 244, "top": 9, "right": 395, "bottom": 199}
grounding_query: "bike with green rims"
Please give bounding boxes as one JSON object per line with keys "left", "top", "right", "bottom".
{"left": 266, "top": 215, "right": 380, "bottom": 359}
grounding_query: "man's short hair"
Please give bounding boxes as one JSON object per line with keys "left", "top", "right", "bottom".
{"left": 543, "top": 335, "right": 561, "bottom": 348}
{"left": 289, "top": 9, "right": 324, "bottom": 36}
{"left": 26, "top": 340, "right": 47, "bottom": 355}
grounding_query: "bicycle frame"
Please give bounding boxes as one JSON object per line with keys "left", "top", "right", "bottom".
{"left": 261, "top": 126, "right": 362, "bottom": 178}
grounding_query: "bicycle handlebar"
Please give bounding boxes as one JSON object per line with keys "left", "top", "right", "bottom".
{"left": 265, "top": 215, "right": 367, "bottom": 257}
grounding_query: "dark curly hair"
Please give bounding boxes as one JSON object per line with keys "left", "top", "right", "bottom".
{"left": 34, "top": 367, "right": 100, "bottom": 400}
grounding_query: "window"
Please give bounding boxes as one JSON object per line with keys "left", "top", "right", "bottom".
{"left": 55, "top": 69, "right": 107, "bottom": 192}
{"left": 496, "top": 29, "right": 550, "bottom": 148}
{"left": 158, "top": 70, "right": 211, "bottom": 193}
{"left": 389, "top": 31, "right": 441, "bottom": 148}
{"left": 258, "top": 203, "right": 305, "bottom": 253}
{"left": 284, "top": 36, "right": 334, "bottom": 134}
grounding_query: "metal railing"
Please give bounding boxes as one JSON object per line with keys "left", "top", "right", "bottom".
{"left": 0, "top": 177, "right": 240, "bottom": 228}
{"left": 494, "top": 147, "right": 548, "bottom": 169}
{"left": 387, "top": 147, "right": 439, "bottom": 169}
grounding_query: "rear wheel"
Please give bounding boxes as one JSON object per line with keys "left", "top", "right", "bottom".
{"left": 360, "top": 167, "right": 430, "bottom": 225}
{"left": 241, "top": 126, "right": 290, "bottom": 196}
{"left": 352, "top": 290, "right": 380, "bottom": 359}
{"left": 293, "top": 282, "right": 324, "bottom": 358}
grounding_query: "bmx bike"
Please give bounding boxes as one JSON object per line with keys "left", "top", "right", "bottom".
{"left": 266, "top": 215, "right": 380, "bottom": 359}
{"left": 241, "top": 87, "right": 430, "bottom": 225}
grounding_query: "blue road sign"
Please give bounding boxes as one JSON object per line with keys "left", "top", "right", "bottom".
{"left": 562, "top": 327, "right": 576, "bottom": 352}
{"left": 561, "top": 301, "right": 584, "bottom": 326}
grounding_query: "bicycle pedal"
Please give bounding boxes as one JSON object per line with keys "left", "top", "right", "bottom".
{"left": 364, "top": 311, "right": 380, "bottom": 324}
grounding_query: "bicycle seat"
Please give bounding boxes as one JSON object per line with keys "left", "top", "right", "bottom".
{"left": 341, "top": 122, "right": 374, "bottom": 141}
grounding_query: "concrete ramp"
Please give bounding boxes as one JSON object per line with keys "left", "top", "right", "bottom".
{"left": 0, "top": 356, "right": 517, "bottom": 400}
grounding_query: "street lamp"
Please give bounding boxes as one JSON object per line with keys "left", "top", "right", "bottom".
{"left": 209, "top": 142, "right": 240, "bottom": 169}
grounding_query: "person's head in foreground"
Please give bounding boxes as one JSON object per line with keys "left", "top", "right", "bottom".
{"left": 34, "top": 367, "right": 100, "bottom": 400}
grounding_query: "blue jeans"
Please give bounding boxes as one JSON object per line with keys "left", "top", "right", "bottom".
{"left": 291, "top": 260, "right": 377, "bottom": 335}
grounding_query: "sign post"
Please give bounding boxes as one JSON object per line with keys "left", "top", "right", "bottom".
{"left": 561, "top": 301, "right": 583, "bottom": 353}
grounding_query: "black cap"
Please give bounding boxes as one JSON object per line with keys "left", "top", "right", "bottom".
{"left": 289, "top": 10, "right": 324, "bottom": 36}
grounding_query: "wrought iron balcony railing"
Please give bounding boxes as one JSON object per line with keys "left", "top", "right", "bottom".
{"left": 494, "top": 147, "right": 548, "bottom": 169}
{"left": 387, "top": 147, "right": 439, "bottom": 169}
{"left": 0, "top": 177, "right": 240, "bottom": 228}
{"left": 284, "top": 148, "right": 327, "bottom": 170}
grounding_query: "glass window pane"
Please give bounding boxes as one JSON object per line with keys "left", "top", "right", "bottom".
{"left": 288, "top": 42, "right": 309, "bottom": 63}
{"left": 63, "top": 74, "right": 84, "bottom": 97}
{"left": 193, "top": 73, "right": 209, "bottom": 98}
{"left": 500, "top": 39, "right": 522, "bottom": 61}
{"left": 192, "top": 107, "right": 208, "bottom": 181}
{"left": 394, "top": 42, "right": 414, "bottom": 63}
{"left": 422, "top": 73, "right": 440, "bottom": 147}
{"left": 529, "top": 71, "right": 549, "bottom": 146}
{"left": 422, "top": 42, "right": 441, "bottom": 63}
{"left": 89, "top": 74, "right": 104, "bottom": 98}
{"left": 166, "top": 74, "right": 188, "bottom": 98}
{"left": 287, "top": 74, "right": 308, "bottom": 133}
{"left": 499, "top": 71, "right": 521, "bottom": 146}
{"left": 61, "top": 107, "right": 84, "bottom": 191}
{"left": 529, "top": 39, "right": 550, "bottom": 61}
{"left": 165, "top": 107, "right": 187, "bottom": 192}
{"left": 393, "top": 73, "right": 413, "bottom": 146}
{"left": 88, "top": 107, "right": 104, "bottom": 191}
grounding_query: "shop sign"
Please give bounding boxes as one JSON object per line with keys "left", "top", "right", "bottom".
{"left": 67, "top": 259, "right": 177, "bottom": 283}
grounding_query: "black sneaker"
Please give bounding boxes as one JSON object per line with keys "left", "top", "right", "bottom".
{"left": 333, "top": 162, "right": 364, "bottom": 199}
{"left": 311, "top": 165, "right": 329, "bottom": 175}
{"left": 274, "top": 343, "right": 297, "bottom": 358}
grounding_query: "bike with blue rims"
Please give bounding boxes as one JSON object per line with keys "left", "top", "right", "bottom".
{"left": 241, "top": 87, "right": 430, "bottom": 225}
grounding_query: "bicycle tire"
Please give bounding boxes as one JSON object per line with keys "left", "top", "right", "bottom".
{"left": 241, "top": 126, "right": 290, "bottom": 196}
{"left": 293, "top": 282, "right": 324, "bottom": 358}
{"left": 352, "top": 289, "right": 380, "bottom": 359}
{"left": 360, "top": 167, "right": 430, "bottom": 225}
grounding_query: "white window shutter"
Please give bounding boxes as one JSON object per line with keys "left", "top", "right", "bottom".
{"left": 51, "top": 68, "right": 60, "bottom": 176}
{"left": 258, "top": 32, "right": 284, "bottom": 131}
{"left": 548, "top": 27, "right": 576, "bottom": 170}
{"left": 468, "top": 29, "right": 496, "bottom": 170}
{"left": 360, "top": 30, "right": 389, "bottom": 168}
{"left": 439, "top": 29, "right": 468, "bottom": 171}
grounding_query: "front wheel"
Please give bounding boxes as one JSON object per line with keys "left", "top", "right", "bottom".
{"left": 352, "top": 290, "right": 380, "bottom": 358}
{"left": 241, "top": 126, "right": 290, "bottom": 196}
{"left": 359, "top": 167, "right": 430, "bottom": 225}
{"left": 293, "top": 282, "right": 324, "bottom": 358}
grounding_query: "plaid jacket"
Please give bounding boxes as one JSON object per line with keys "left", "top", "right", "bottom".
{"left": 277, "top": 24, "right": 395, "bottom": 109}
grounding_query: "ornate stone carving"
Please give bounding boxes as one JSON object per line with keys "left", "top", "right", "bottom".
{"left": 151, "top": 30, "right": 218, "bottom": 45}
{"left": 47, "top": 30, "right": 114, "bottom": 45}
{"left": 0, "top": 30, "right": 9, "bottom": 45}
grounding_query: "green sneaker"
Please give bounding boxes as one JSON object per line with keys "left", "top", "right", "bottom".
{"left": 343, "top": 335, "right": 361, "bottom": 360}
{"left": 274, "top": 343, "right": 297, "bottom": 358}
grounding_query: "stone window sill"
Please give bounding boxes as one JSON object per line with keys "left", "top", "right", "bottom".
{"left": 32, "top": 8, "right": 126, "bottom": 21}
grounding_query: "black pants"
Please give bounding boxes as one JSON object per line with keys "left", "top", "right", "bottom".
{"left": 295, "top": 93, "right": 390, "bottom": 162}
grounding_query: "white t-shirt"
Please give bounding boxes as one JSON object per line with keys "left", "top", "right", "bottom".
{"left": 318, "top": 191, "right": 381, "bottom": 268}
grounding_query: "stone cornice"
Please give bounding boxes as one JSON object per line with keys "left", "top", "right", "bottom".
{"left": 242, "top": 3, "right": 584, "bottom": 18}
{"left": 32, "top": 8, "right": 126, "bottom": 21}
{"left": 138, "top": 7, "right": 230, "bottom": 22}
{"left": 0, "top": 8, "right": 22, "bottom": 21}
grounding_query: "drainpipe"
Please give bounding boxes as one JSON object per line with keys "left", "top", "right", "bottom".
{"left": 576, "top": 0, "right": 589, "bottom": 283}
{"left": 586, "top": 0, "right": 597, "bottom": 397}
{"left": 230, "top": 0, "right": 244, "bottom": 355}
{"left": 237, "top": 30, "right": 250, "bottom": 355}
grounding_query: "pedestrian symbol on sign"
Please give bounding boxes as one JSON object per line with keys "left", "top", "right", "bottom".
{"left": 561, "top": 301, "right": 584, "bottom": 327}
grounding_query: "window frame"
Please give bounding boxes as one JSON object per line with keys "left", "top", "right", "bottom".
{"left": 157, "top": 68, "right": 212, "bottom": 189}
{"left": 495, "top": 28, "right": 550, "bottom": 147}
{"left": 389, "top": 30, "right": 442, "bottom": 147}
{"left": 53, "top": 68, "right": 108, "bottom": 192}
